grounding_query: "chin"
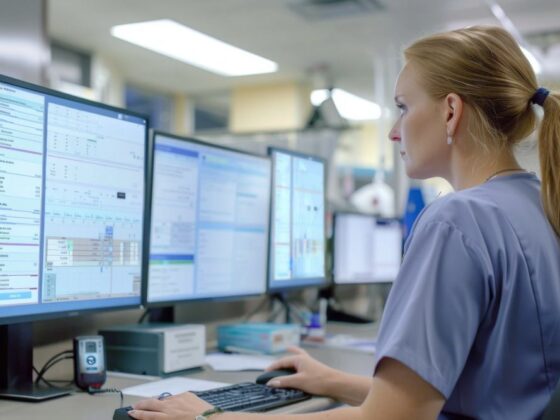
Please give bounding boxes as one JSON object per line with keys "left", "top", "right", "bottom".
{"left": 404, "top": 163, "right": 435, "bottom": 180}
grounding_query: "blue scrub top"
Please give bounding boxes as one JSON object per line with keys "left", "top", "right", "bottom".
{"left": 374, "top": 172, "right": 560, "bottom": 419}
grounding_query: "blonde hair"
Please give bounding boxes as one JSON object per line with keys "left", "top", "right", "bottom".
{"left": 404, "top": 25, "right": 560, "bottom": 237}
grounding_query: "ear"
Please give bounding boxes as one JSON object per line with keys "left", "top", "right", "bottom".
{"left": 444, "top": 93, "right": 463, "bottom": 138}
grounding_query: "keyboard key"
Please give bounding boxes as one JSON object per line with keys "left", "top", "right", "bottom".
{"left": 193, "top": 382, "right": 310, "bottom": 412}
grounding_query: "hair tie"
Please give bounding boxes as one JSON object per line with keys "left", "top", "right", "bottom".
{"left": 531, "top": 87, "right": 549, "bottom": 107}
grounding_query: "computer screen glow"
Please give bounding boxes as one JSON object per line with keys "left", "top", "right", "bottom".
{"left": 0, "top": 77, "right": 147, "bottom": 323}
{"left": 334, "top": 214, "right": 402, "bottom": 284}
{"left": 269, "top": 149, "right": 326, "bottom": 290}
{"left": 147, "top": 134, "right": 271, "bottom": 303}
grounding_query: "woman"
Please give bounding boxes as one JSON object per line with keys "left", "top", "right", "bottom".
{"left": 129, "top": 25, "right": 560, "bottom": 420}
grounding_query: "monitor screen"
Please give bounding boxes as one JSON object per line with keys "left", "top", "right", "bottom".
{"left": 0, "top": 75, "right": 148, "bottom": 324}
{"left": 268, "top": 148, "right": 326, "bottom": 291}
{"left": 334, "top": 213, "right": 402, "bottom": 284}
{"left": 146, "top": 133, "right": 271, "bottom": 304}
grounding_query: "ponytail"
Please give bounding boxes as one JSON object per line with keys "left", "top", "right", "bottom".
{"left": 538, "top": 92, "right": 560, "bottom": 237}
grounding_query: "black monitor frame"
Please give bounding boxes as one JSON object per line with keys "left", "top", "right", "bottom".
{"left": 0, "top": 73, "right": 149, "bottom": 326}
{"left": 267, "top": 147, "right": 328, "bottom": 293}
{"left": 0, "top": 73, "right": 149, "bottom": 401}
{"left": 142, "top": 131, "right": 272, "bottom": 308}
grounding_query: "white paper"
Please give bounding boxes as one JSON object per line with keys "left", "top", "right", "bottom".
{"left": 122, "top": 377, "right": 230, "bottom": 398}
{"left": 205, "top": 353, "right": 276, "bottom": 371}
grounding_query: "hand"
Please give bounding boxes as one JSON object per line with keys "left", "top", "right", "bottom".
{"left": 128, "top": 392, "right": 213, "bottom": 420}
{"left": 265, "top": 346, "right": 340, "bottom": 397}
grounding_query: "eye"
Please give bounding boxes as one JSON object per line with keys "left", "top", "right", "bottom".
{"left": 396, "top": 102, "right": 407, "bottom": 114}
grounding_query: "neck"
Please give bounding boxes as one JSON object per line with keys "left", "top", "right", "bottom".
{"left": 446, "top": 147, "right": 522, "bottom": 191}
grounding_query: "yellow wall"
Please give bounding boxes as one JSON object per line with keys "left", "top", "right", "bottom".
{"left": 230, "top": 82, "right": 312, "bottom": 133}
{"left": 173, "top": 93, "right": 194, "bottom": 135}
{"left": 335, "top": 122, "right": 394, "bottom": 169}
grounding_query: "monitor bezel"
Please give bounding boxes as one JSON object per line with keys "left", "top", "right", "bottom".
{"left": 143, "top": 131, "right": 272, "bottom": 307}
{"left": 0, "top": 73, "right": 150, "bottom": 325}
{"left": 266, "top": 146, "right": 328, "bottom": 293}
{"left": 332, "top": 211, "right": 403, "bottom": 286}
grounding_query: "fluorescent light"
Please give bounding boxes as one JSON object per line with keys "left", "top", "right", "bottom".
{"left": 311, "top": 88, "right": 381, "bottom": 121}
{"left": 310, "top": 89, "right": 329, "bottom": 106}
{"left": 490, "top": 4, "right": 507, "bottom": 21}
{"left": 520, "top": 46, "right": 542, "bottom": 75}
{"left": 486, "top": 1, "right": 542, "bottom": 74}
{"left": 111, "top": 19, "right": 278, "bottom": 76}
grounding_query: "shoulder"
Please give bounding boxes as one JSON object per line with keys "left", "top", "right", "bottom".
{"left": 415, "top": 187, "right": 499, "bottom": 234}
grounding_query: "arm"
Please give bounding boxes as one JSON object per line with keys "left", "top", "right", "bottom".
{"left": 264, "top": 346, "right": 371, "bottom": 406}
{"left": 129, "top": 358, "right": 445, "bottom": 420}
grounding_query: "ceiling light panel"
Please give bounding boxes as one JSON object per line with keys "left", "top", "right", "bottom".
{"left": 111, "top": 19, "right": 278, "bottom": 76}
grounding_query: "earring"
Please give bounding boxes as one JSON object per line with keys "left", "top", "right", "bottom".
{"left": 447, "top": 135, "right": 453, "bottom": 145}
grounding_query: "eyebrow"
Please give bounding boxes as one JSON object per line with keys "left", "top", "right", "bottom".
{"left": 394, "top": 95, "right": 405, "bottom": 102}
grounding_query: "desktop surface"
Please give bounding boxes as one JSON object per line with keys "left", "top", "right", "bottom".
{"left": 0, "top": 330, "right": 380, "bottom": 419}
{"left": 268, "top": 148, "right": 327, "bottom": 291}
{"left": 146, "top": 133, "right": 271, "bottom": 304}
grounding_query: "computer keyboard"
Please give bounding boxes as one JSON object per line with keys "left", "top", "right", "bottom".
{"left": 193, "top": 382, "right": 311, "bottom": 412}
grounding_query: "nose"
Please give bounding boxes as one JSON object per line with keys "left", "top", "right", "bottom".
{"left": 389, "top": 122, "right": 400, "bottom": 142}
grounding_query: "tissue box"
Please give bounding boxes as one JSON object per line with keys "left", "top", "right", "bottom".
{"left": 217, "top": 323, "right": 300, "bottom": 354}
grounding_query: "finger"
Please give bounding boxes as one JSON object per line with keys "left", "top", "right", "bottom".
{"left": 133, "top": 398, "right": 166, "bottom": 412}
{"left": 128, "top": 409, "right": 166, "bottom": 420}
{"left": 266, "top": 355, "right": 300, "bottom": 371}
{"left": 286, "top": 346, "right": 307, "bottom": 355}
{"left": 267, "top": 373, "right": 303, "bottom": 390}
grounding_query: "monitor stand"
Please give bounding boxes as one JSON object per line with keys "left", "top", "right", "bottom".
{"left": 269, "top": 293, "right": 301, "bottom": 324}
{"left": 0, "top": 323, "right": 71, "bottom": 401}
{"left": 147, "top": 306, "right": 175, "bottom": 323}
{"left": 319, "top": 286, "right": 373, "bottom": 324}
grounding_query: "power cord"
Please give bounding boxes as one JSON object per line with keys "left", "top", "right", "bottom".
{"left": 34, "top": 350, "right": 74, "bottom": 386}
{"left": 242, "top": 297, "right": 270, "bottom": 323}
{"left": 34, "top": 349, "right": 124, "bottom": 408}
{"left": 138, "top": 309, "right": 150, "bottom": 324}
{"left": 88, "top": 386, "right": 124, "bottom": 407}
{"left": 32, "top": 366, "right": 73, "bottom": 389}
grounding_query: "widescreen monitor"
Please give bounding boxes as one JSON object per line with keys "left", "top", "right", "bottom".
{"left": 268, "top": 148, "right": 327, "bottom": 291}
{"left": 145, "top": 132, "right": 271, "bottom": 305}
{"left": 0, "top": 75, "right": 148, "bottom": 325}
{"left": 333, "top": 213, "right": 402, "bottom": 284}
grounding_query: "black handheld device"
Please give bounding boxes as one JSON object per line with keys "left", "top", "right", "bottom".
{"left": 73, "top": 335, "right": 107, "bottom": 390}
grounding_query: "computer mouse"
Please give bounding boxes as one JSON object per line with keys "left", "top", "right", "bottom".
{"left": 113, "top": 406, "right": 133, "bottom": 419}
{"left": 255, "top": 368, "right": 297, "bottom": 385}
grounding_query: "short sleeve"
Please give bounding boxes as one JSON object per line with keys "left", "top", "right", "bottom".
{"left": 373, "top": 220, "right": 492, "bottom": 398}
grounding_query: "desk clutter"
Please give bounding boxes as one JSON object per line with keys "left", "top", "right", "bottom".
{"left": 217, "top": 323, "right": 301, "bottom": 354}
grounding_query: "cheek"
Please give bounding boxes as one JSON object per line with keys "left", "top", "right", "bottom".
{"left": 401, "top": 109, "right": 431, "bottom": 149}
{"left": 401, "top": 109, "right": 448, "bottom": 174}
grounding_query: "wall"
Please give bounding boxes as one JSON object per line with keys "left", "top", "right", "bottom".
{"left": 0, "top": 0, "right": 49, "bottom": 85}
{"left": 230, "top": 82, "right": 312, "bottom": 133}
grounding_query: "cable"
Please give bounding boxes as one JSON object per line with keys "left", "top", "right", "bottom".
{"left": 242, "top": 297, "right": 270, "bottom": 323}
{"left": 35, "top": 355, "right": 74, "bottom": 386}
{"left": 34, "top": 350, "right": 74, "bottom": 386}
{"left": 35, "top": 350, "right": 73, "bottom": 384}
{"left": 38, "top": 376, "right": 74, "bottom": 389}
{"left": 88, "top": 386, "right": 124, "bottom": 408}
{"left": 138, "top": 309, "right": 150, "bottom": 324}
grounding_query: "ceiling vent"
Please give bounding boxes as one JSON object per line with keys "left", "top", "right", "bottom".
{"left": 289, "top": 0, "right": 385, "bottom": 21}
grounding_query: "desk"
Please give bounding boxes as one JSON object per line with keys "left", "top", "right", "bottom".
{"left": 0, "top": 322, "right": 378, "bottom": 419}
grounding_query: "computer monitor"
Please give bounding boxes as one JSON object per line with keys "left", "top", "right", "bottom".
{"left": 268, "top": 148, "right": 327, "bottom": 292}
{"left": 0, "top": 74, "right": 148, "bottom": 399}
{"left": 145, "top": 132, "right": 271, "bottom": 306}
{"left": 333, "top": 213, "right": 402, "bottom": 285}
